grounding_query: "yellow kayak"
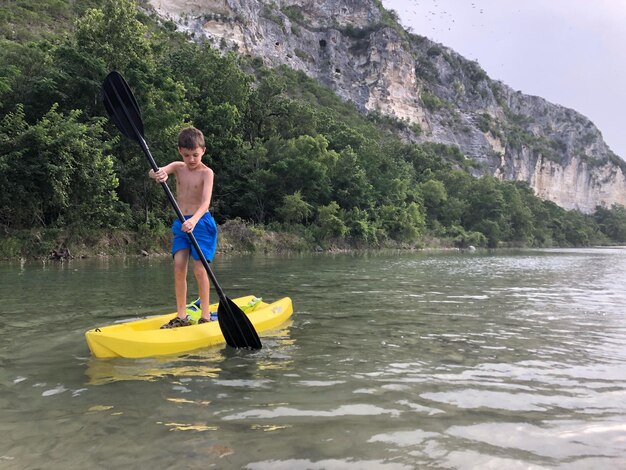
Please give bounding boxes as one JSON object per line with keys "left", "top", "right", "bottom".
{"left": 85, "top": 296, "right": 293, "bottom": 358}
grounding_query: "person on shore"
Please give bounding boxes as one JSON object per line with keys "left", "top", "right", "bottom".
{"left": 149, "top": 126, "right": 217, "bottom": 328}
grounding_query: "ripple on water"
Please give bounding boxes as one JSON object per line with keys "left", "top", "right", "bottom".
{"left": 446, "top": 420, "right": 626, "bottom": 461}
{"left": 222, "top": 404, "right": 401, "bottom": 421}
{"left": 246, "top": 459, "right": 413, "bottom": 470}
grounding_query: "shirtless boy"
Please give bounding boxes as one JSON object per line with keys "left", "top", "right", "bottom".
{"left": 149, "top": 127, "right": 217, "bottom": 328}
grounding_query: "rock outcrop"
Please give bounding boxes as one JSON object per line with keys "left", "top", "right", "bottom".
{"left": 148, "top": 0, "right": 626, "bottom": 213}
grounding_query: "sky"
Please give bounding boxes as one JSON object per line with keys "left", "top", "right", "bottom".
{"left": 381, "top": 0, "right": 626, "bottom": 159}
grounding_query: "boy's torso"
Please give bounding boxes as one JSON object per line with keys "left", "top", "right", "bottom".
{"left": 174, "top": 164, "right": 211, "bottom": 215}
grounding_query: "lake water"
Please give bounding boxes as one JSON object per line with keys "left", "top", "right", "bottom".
{"left": 1, "top": 248, "right": 625, "bottom": 469}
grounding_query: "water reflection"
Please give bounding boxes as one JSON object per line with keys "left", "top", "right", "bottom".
{"left": 84, "top": 323, "right": 295, "bottom": 385}
{"left": 85, "top": 355, "right": 224, "bottom": 385}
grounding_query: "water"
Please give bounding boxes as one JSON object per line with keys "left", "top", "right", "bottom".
{"left": 1, "top": 248, "right": 625, "bottom": 469}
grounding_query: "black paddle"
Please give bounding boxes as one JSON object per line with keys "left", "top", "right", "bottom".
{"left": 101, "top": 71, "right": 262, "bottom": 350}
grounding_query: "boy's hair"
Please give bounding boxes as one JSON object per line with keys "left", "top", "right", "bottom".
{"left": 178, "top": 127, "right": 205, "bottom": 149}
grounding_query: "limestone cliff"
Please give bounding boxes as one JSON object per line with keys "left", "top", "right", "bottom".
{"left": 147, "top": 0, "right": 626, "bottom": 213}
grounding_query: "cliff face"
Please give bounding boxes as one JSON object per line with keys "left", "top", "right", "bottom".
{"left": 148, "top": 0, "right": 626, "bottom": 213}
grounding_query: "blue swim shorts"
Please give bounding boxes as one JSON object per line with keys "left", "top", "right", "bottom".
{"left": 171, "top": 212, "right": 218, "bottom": 262}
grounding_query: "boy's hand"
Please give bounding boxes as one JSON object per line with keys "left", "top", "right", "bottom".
{"left": 181, "top": 218, "right": 197, "bottom": 233}
{"left": 152, "top": 168, "right": 168, "bottom": 183}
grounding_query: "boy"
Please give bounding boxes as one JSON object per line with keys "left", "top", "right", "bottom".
{"left": 149, "top": 127, "right": 217, "bottom": 328}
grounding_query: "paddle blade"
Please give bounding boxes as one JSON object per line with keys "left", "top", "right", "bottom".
{"left": 218, "top": 298, "right": 262, "bottom": 350}
{"left": 101, "top": 71, "right": 144, "bottom": 140}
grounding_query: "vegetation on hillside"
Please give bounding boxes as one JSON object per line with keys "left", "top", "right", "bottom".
{"left": 2, "top": 0, "right": 626, "bottom": 259}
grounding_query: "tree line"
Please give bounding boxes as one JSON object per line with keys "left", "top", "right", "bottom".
{"left": 2, "top": 0, "right": 626, "bottom": 257}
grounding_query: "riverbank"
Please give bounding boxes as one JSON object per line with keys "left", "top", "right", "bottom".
{"left": 0, "top": 218, "right": 446, "bottom": 261}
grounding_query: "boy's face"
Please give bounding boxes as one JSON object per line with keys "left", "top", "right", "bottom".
{"left": 178, "top": 146, "right": 205, "bottom": 170}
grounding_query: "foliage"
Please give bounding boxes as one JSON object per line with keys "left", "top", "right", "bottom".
{"left": 420, "top": 90, "right": 447, "bottom": 111}
{"left": 1, "top": 0, "right": 625, "bottom": 256}
{"left": 277, "top": 191, "right": 313, "bottom": 224}
{"left": 0, "top": 0, "right": 101, "bottom": 42}
{"left": 0, "top": 104, "right": 125, "bottom": 229}
{"left": 594, "top": 204, "right": 626, "bottom": 243}
{"left": 316, "top": 201, "right": 348, "bottom": 240}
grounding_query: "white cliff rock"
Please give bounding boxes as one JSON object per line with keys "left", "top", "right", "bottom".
{"left": 147, "top": 0, "right": 626, "bottom": 213}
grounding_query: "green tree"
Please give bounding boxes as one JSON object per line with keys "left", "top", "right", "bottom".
{"left": 50, "top": 43, "right": 108, "bottom": 117}
{"left": 166, "top": 43, "right": 250, "bottom": 155}
{"left": 562, "top": 210, "right": 593, "bottom": 246}
{"left": 0, "top": 40, "right": 62, "bottom": 121}
{"left": 277, "top": 191, "right": 313, "bottom": 224}
{"left": 0, "top": 104, "right": 125, "bottom": 229}
{"left": 231, "top": 143, "right": 273, "bottom": 223}
{"left": 474, "top": 219, "right": 501, "bottom": 248}
{"left": 243, "top": 67, "right": 290, "bottom": 144}
{"left": 343, "top": 207, "right": 377, "bottom": 242}
{"left": 463, "top": 176, "right": 505, "bottom": 229}
{"left": 316, "top": 201, "right": 348, "bottom": 240}
{"left": 360, "top": 140, "right": 417, "bottom": 206}
{"left": 329, "top": 146, "right": 374, "bottom": 210}
{"left": 74, "top": 0, "right": 152, "bottom": 73}
{"left": 0, "top": 58, "right": 21, "bottom": 110}
{"left": 501, "top": 182, "right": 534, "bottom": 244}
{"left": 419, "top": 179, "right": 448, "bottom": 224}
{"left": 318, "top": 113, "right": 367, "bottom": 152}
{"left": 595, "top": 204, "right": 626, "bottom": 242}
{"left": 405, "top": 142, "right": 452, "bottom": 181}
{"left": 264, "top": 134, "right": 335, "bottom": 212}
{"left": 378, "top": 202, "right": 425, "bottom": 242}
{"left": 242, "top": 67, "right": 321, "bottom": 144}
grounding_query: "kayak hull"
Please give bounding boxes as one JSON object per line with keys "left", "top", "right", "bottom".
{"left": 85, "top": 296, "right": 292, "bottom": 358}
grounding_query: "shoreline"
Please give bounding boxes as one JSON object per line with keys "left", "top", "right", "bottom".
{"left": 0, "top": 220, "right": 465, "bottom": 262}
{"left": 4, "top": 218, "right": 609, "bottom": 262}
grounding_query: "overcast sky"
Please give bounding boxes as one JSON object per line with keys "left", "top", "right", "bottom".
{"left": 381, "top": 0, "right": 626, "bottom": 159}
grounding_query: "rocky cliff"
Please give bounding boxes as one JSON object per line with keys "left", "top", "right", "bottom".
{"left": 147, "top": 0, "right": 626, "bottom": 213}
